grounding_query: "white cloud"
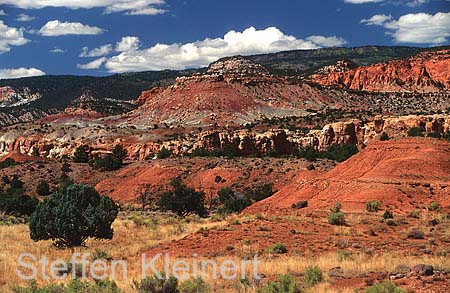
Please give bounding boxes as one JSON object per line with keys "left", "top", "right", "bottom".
{"left": 0, "top": 21, "right": 28, "bottom": 53}
{"left": 361, "top": 14, "right": 393, "bottom": 25}
{"left": 406, "top": 0, "right": 429, "bottom": 7}
{"left": 50, "top": 48, "right": 65, "bottom": 53}
{"left": 363, "top": 12, "right": 450, "bottom": 44}
{"left": 306, "top": 35, "right": 347, "bottom": 47}
{"left": 38, "top": 20, "right": 105, "bottom": 36}
{"left": 345, "top": 0, "right": 431, "bottom": 5}
{"left": 16, "top": 13, "right": 35, "bottom": 22}
{"left": 77, "top": 57, "right": 107, "bottom": 69}
{"left": 0, "top": 10, "right": 6, "bottom": 16}
{"left": 344, "top": 0, "right": 383, "bottom": 3}
{"left": 0, "top": 67, "right": 45, "bottom": 79}
{"left": 0, "top": 0, "right": 166, "bottom": 16}
{"left": 80, "top": 44, "right": 112, "bottom": 57}
{"left": 95, "top": 27, "right": 347, "bottom": 73}
{"left": 115, "top": 36, "right": 140, "bottom": 52}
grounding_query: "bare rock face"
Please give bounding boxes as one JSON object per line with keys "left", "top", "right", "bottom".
{"left": 311, "top": 50, "right": 450, "bottom": 92}
{"left": 207, "top": 56, "right": 271, "bottom": 77}
{"left": 0, "top": 86, "right": 42, "bottom": 107}
{"left": 136, "top": 87, "right": 165, "bottom": 106}
{"left": 1, "top": 114, "right": 450, "bottom": 161}
{"left": 196, "top": 129, "right": 293, "bottom": 156}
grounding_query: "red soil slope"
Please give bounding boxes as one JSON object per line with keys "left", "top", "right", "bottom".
{"left": 95, "top": 158, "right": 318, "bottom": 202}
{"left": 246, "top": 138, "right": 450, "bottom": 214}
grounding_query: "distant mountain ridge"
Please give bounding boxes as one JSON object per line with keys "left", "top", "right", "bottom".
{"left": 0, "top": 45, "right": 447, "bottom": 126}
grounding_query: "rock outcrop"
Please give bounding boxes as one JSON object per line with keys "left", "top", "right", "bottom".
{"left": 1, "top": 115, "right": 450, "bottom": 161}
{"left": 311, "top": 50, "right": 450, "bottom": 93}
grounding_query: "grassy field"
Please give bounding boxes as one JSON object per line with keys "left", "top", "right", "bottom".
{"left": 1, "top": 211, "right": 450, "bottom": 292}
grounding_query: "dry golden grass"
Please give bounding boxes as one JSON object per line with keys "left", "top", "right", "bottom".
{"left": 1, "top": 212, "right": 450, "bottom": 292}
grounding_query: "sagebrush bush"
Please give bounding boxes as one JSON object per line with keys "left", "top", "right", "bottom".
{"left": 132, "top": 272, "right": 178, "bottom": 293}
{"left": 179, "top": 277, "right": 210, "bottom": 293}
{"left": 257, "top": 274, "right": 302, "bottom": 293}
{"left": 428, "top": 201, "right": 440, "bottom": 211}
{"left": 303, "top": 266, "right": 323, "bottom": 287}
{"left": 266, "top": 243, "right": 287, "bottom": 254}
{"left": 366, "top": 200, "right": 381, "bottom": 212}
{"left": 328, "top": 211, "right": 346, "bottom": 226}
{"left": 11, "top": 279, "right": 122, "bottom": 293}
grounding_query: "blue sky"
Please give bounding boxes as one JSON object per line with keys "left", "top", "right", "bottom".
{"left": 0, "top": 0, "right": 449, "bottom": 78}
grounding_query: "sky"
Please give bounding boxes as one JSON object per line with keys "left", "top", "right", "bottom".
{"left": 0, "top": 0, "right": 449, "bottom": 79}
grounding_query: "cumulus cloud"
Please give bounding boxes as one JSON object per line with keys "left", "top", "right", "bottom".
{"left": 361, "top": 14, "right": 393, "bottom": 25}
{"left": 0, "top": 21, "right": 29, "bottom": 53}
{"left": 92, "top": 27, "right": 347, "bottom": 73}
{"left": 38, "top": 20, "right": 105, "bottom": 36}
{"left": 363, "top": 12, "right": 450, "bottom": 44}
{"left": 0, "top": 0, "right": 166, "bottom": 16}
{"left": 16, "top": 13, "right": 35, "bottom": 22}
{"left": 0, "top": 67, "right": 45, "bottom": 79}
{"left": 115, "top": 36, "right": 140, "bottom": 52}
{"left": 80, "top": 44, "right": 113, "bottom": 57}
{"left": 77, "top": 57, "right": 107, "bottom": 69}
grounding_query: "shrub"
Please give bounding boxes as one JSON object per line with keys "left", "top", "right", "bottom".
{"left": 36, "top": 180, "right": 51, "bottom": 196}
{"left": 29, "top": 184, "right": 119, "bottom": 248}
{"left": 304, "top": 266, "right": 323, "bottom": 287}
{"left": 179, "top": 278, "right": 210, "bottom": 293}
{"left": 266, "top": 243, "right": 287, "bottom": 254}
{"left": 328, "top": 212, "right": 346, "bottom": 226}
{"left": 157, "top": 147, "right": 172, "bottom": 159}
{"left": 90, "top": 145, "right": 128, "bottom": 171}
{"left": 298, "top": 145, "right": 320, "bottom": 162}
{"left": 73, "top": 145, "right": 90, "bottom": 163}
{"left": 337, "top": 250, "right": 352, "bottom": 261}
{"left": 330, "top": 202, "right": 342, "bottom": 213}
{"left": 61, "top": 162, "right": 72, "bottom": 173}
{"left": 0, "top": 158, "right": 17, "bottom": 169}
{"left": 407, "top": 229, "right": 425, "bottom": 239}
{"left": 92, "top": 249, "right": 112, "bottom": 261}
{"left": 428, "top": 201, "right": 440, "bottom": 211}
{"left": 364, "top": 281, "right": 405, "bottom": 293}
{"left": 383, "top": 210, "right": 394, "bottom": 219}
{"left": 323, "top": 144, "right": 359, "bottom": 162}
{"left": 408, "top": 209, "right": 420, "bottom": 218}
{"left": 132, "top": 272, "right": 178, "bottom": 293}
{"left": 257, "top": 274, "right": 302, "bottom": 293}
{"left": 380, "top": 132, "right": 390, "bottom": 141}
{"left": 218, "top": 187, "right": 251, "bottom": 213}
{"left": 10, "top": 175, "right": 24, "bottom": 190}
{"left": 190, "top": 147, "right": 210, "bottom": 157}
{"left": 11, "top": 279, "right": 123, "bottom": 293}
{"left": 366, "top": 200, "right": 381, "bottom": 212}
{"left": 427, "top": 132, "right": 442, "bottom": 139}
{"left": 407, "top": 127, "right": 424, "bottom": 137}
{"left": 2, "top": 175, "right": 10, "bottom": 184}
{"left": 0, "top": 192, "right": 38, "bottom": 216}
{"left": 112, "top": 145, "right": 128, "bottom": 162}
{"left": 245, "top": 183, "right": 274, "bottom": 202}
{"left": 158, "top": 178, "right": 207, "bottom": 217}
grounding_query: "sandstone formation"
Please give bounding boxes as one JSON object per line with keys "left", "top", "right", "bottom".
{"left": 311, "top": 50, "right": 450, "bottom": 93}
{"left": 1, "top": 115, "right": 449, "bottom": 161}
